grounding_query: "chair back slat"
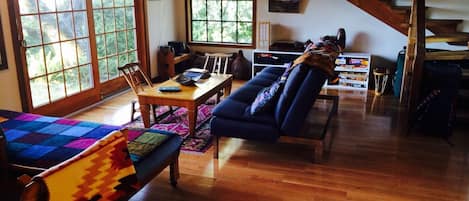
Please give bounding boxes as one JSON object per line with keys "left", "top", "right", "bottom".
{"left": 203, "top": 53, "right": 231, "bottom": 74}
{"left": 118, "top": 62, "right": 153, "bottom": 95}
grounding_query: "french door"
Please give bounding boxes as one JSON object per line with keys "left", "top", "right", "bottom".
{"left": 12, "top": 0, "right": 148, "bottom": 116}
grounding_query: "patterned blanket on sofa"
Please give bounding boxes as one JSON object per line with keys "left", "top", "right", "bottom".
{"left": 0, "top": 110, "right": 173, "bottom": 169}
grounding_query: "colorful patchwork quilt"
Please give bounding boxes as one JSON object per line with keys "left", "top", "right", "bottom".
{"left": 0, "top": 110, "right": 174, "bottom": 169}
{"left": 33, "top": 130, "right": 140, "bottom": 201}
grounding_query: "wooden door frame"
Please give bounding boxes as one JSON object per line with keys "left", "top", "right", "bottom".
{"left": 7, "top": 0, "right": 150, "bottom": 116}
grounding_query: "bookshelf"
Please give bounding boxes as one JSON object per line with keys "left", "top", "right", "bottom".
{"left": 252, "top": 50, "right": 371, "bottom": 91}
{"left": 325, "top": 52, "right": 371, "bottom": 90}
{"left": 251, "top": 50, "right": 302, "bottom": 78}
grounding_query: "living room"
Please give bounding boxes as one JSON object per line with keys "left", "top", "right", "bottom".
{"left": 1, "top": 0, "right": 469, "bottom": 200}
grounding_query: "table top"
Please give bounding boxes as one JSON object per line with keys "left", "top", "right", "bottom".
{"left": 138, "top": 74, "right": 232, "bottom": 102}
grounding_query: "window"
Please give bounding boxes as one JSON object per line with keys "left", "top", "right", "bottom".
{"left": 18, "top": 0, "right": 93, "bottom": 107}
{"left": 13, "top": 0, "right": 146, "bottom": 115}
{"left": 93, "top": 0, "right": 139, "bottom": 83}
{"left": 188, "top": 0, "right": 255, "bottom": 46}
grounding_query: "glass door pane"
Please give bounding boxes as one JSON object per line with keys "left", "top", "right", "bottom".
{"left": 19, "top": 0, "right": 93, "bottom": 108}
{"left": 93, "top": 0, "right": 138, "bottom": 83}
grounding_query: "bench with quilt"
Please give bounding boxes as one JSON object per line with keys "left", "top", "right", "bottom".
{"left": 0, "top": 109, "right": 182, "bottom": 200}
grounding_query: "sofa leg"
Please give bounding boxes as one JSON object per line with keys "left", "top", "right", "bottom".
{"left": 314, "top": 141, "right": 323, "bottom": 163}
{"left": 213, "top": 136, "right": 219, "bottom": 159}
{"left": 169, "top": 156, "right": 179, "bottom": 186}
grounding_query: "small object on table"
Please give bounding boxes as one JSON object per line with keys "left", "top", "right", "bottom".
{"left": 184, "top": 68, "right": 211, "bottom": 79}
{"left": 158, "top": 86, "right": 181, "bottom": 92}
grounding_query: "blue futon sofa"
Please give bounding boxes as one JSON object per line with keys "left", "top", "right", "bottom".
{"left": 211, "top": 64, "right": 337, "bottom": 162}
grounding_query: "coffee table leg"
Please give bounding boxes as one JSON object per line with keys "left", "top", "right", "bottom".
{"left": 224, "top": 82, "right": 232, "bottom": 97}
{"left": 187, "top": 107, "right": 198, "bottom": 136}
{"left": 141, "top": 104, "right": 151, "bottom": 128}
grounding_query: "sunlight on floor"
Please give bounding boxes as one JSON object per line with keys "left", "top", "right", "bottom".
{"left": 112, "top": 104, "right": 133, "bottom": 125}
{"left": 203, "top": 138, "right": 244, "bottom": 177}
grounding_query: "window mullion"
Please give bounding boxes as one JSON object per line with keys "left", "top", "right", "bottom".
{"left": 220, "top": 0, "right": 223, "bottom": 43}
{"left": 205, "top": 0, "right": 208, "bottom": 42}
{"left": 236, "top": 0, "right": 239, "bottom": 43}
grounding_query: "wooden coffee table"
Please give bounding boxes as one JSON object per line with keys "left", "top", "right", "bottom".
{"left": 137, "top": 74, "right": 233, "bottom": 136}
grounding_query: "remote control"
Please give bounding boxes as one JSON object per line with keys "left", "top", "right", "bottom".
{"left": 158, "top": 86, "right": 181, "bottom": 92}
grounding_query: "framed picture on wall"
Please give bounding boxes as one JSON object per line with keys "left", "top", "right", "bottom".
{"left": 269, "top": 0, "right": 300, "bottom": 13}
{"left": 0, "top": 15, "right": 7, "bottom": 70}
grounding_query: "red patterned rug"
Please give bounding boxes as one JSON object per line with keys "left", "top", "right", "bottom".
{"left": 123, "top": 104, "right": 214, "bottom": 153}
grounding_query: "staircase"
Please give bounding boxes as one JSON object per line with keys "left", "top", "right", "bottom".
{"left": 347, "top": 0, "right": 469, "bottom": 49}
{"left": 348, "top": 0, "right": 469, "bottom": 128}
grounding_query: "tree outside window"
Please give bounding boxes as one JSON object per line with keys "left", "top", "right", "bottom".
{"left": 188, "top": 0, "right": 255, "bottom": 46}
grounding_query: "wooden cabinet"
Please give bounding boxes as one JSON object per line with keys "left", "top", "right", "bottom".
{"left": 157, "top": 50, "right": 191, "bottom": 79}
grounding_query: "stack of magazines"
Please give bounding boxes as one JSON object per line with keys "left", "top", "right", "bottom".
{"left": 175, "top": 68, "right": 210, "bottom": 86}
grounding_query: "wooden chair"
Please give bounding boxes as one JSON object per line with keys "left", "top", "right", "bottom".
{"left": 203, "top": 53, "right": 232, "bottom": 103}
{"left": 118, "top": 62, "right": 172, "bottom": 122}
{"left": 203, "top": 53, "right": 232, "bottom": 74}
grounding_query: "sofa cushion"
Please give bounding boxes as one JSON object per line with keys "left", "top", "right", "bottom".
{"left": 274, "top": 64, "right": 309, "bottom": 126}
{"left": 212, "top": 99, "right": 276, "bottom": 125}
{"left": 280, "top": 68, "right": 328, "bottom": 135}
{"left": 250, "top": 80, "right": 282, "bottom": 115}
{"left": 211, "top": 117, "right": 279, "bottom": 141}
{"left": 227, "top": 83, "right": 266, "bottom": 103}
{"left": 245, "top": 67, "right": 284, "bottom": 87}
{"left": 259, "top": 66, "right": 286, "bottom": 75}
{"left": 133, "top": 131, "right": 182, "bottom": 184}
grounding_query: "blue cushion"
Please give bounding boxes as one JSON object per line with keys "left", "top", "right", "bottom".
{"left": 259, "top": 66, "right": 286, "bottom": 75}
{"left": 210, "top": 117, "right": 279, "bottom": 141}
{"left": 212, "top": 99, "right": 276, "bottom": 125}
{"left": 250, "top": 81, "right": 282, "bottom": 115}
{"left": 134, "top": 133, "right": 182, "bottom": 184}
{"left": 245, "top": 67, "right": 284, "bottom": 87}
{"left": 280, "top": 68, "right": 328, "bottom": 135}
{"left": 274, "top": 64, "right": 309, "bottom": 125}
{"left": 228, "top": 84, "right": 266, "bottom": 103}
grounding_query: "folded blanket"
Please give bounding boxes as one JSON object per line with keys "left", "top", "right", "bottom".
{"left": 32, "top": 130, "right": 139, "bottom": 201}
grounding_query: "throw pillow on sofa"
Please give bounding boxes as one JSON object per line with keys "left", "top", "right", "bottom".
{"left": 250, "top": 80, "right": 283, "bottom": 115}
{"left": 250, "top": 63, "right": 295, "bottom": 115}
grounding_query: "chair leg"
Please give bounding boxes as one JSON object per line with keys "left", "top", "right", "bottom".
{"left": 213, "top": 136, "right": 219, "bottom": 159}
{"left": 131, "top": 100, "right": 137, "bottom": 122}
{"left": 216, "top": 91, "right": 222, "bottom": 103}
{"left": 169, "top": 106, "right": 174, "bottom": 113}
{"left": 169, "top": 155, "right": 179, "bottom": 187}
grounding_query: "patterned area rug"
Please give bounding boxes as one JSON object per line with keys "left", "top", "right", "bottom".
{"left": 123, "top": 104, "right": 214, "bottom": 153}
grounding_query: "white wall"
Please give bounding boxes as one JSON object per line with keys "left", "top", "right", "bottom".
{"left": 169, "top": 0, "right": 408, "bottom": 70}
{"left": 0, "top": 0, "right": 22, "bottom": 111}
{"left": 258, "top": 0, "right": 407, "bottom": 62}
{"left": 146, "top": 0, "right": 179, "bottom": 78}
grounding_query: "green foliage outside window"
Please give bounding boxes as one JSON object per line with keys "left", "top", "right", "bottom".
{"left": 190, "top": 0, "right": 254, "bottom": 45}
{"left": 18, "top": 0, "right": 137, "bottom": 107}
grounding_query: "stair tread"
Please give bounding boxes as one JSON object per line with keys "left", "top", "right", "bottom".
{"left": 425, "top": 51, "right": 469, "bottom": 61}
{"left": 426, "top": 19, "right": 463, "bottom": 25}
{"left": 426, "top": 33, "right": 469, "bottom": 43}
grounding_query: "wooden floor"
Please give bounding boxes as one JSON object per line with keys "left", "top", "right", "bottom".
{"left": 71, "top": 81, "right": 469, "bottom": 201}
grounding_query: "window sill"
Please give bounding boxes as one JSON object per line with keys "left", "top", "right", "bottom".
{"left": 188, "top": 42, "right": 256, "bottom": 49}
